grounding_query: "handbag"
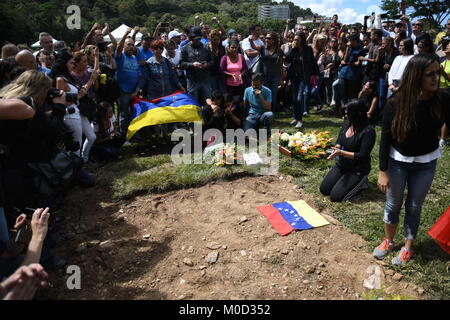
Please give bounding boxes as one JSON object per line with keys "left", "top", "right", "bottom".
{"left": 28, "top": 149, "right": 82, "bottom": 197}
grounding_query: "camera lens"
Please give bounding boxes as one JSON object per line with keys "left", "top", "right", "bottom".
{"left": 67, "top": 106, "right": 76, "bottom": 114}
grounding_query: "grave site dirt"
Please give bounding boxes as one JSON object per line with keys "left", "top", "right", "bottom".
{"left": 48, "top": 175, "right": 421, "bottom": 300}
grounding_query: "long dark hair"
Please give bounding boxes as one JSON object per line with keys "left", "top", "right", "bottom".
{"left": 95, "top": 101, "right": 112, "bottom": 139}
{"left": 392, "top": 53, "right": 441, "bottom": 141}
{"left": 294, "top": 31, "right": 307, "bottom": 50}
{"left": 49, "top": 49, "right": 76, "bottom": 85}
{"left": 401, "top": 38, "right": 414, "bottom": 55}
{"left": 345, "top": 99, "right": 369, "bottom": 134}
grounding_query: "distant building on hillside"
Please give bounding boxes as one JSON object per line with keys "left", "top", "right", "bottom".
{"left": 258, "top": 5, "right": 290, "bottom": 21}
{"left": 296, "top": 15, "right": 333, "bottom": 25}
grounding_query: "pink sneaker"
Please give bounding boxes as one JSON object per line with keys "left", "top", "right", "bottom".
{"left": 373, "top": 238, "right": 394, "bottom": 259}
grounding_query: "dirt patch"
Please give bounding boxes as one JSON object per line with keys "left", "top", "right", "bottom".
{"left": 46, "top": 175, "right": 421, "bottom": 300}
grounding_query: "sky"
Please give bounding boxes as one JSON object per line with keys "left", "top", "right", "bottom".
{"left": 276, "top": 0, "right": 386, "bottom": 24}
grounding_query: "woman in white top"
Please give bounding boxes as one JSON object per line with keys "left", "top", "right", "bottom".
{"left": 49, "top": 50, "right": 98, "bottom": 163}
{"left": 387, "top": 38, "right": 414, "bottom": 97}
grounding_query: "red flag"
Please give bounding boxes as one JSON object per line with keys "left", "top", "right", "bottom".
{"left": 258, "top": 205, "right": 295, "bottom": 236}
{"left": 428, "top": 206, "right": 450, "bottom": 254}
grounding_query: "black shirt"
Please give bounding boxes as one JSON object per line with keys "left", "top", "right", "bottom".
{"left": 260, "top": 48, "right": 284, "bottom": 79}
{"left": 203, "top": 103, "right": 244, "bottom": 135}
{"left": 207, "top": 45, "right": 226, "bottom": 77}
{"left": 336, "top": 120, "right": 376, "bottom": 174}
{"left": 285, "top": 46, "right": 319, "bottom": 81}
{"left": 379, "top": 90, "right": 450, "bottom": 171}
{"left": 180, "top": 42, "right": 213, "bottom": 81}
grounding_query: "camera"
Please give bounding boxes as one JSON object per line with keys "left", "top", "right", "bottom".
{"left": 46, "top": 87, "right": 78, "bottom": 114}
{"left": 47, "top": 87, "right": 78, "bottom": 103}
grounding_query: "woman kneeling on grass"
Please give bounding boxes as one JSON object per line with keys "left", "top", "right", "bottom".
{"left": 374, "top": 53, "right": 450, "bottom": 265}
{"left": 320, "top": 99, "right": 376, "bottom": 202}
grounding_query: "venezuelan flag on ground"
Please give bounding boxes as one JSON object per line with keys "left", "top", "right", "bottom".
{"left": 126, "top": 91, "right": 203, "bottom": 141}
{"left": 257, "top": 200, "right": 329, "bottom": 236}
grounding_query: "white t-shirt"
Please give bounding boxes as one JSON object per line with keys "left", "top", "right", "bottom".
{"left": 162, "top": 48, "right": 181, "bottom": 66}
{"left": 389, "top": 146, "right": 441, "bottom": 163}
{"left": 388, "top": 55, "right": 414, "bottom": 85}
{"left": 241, "top": 36, "right": 264, "bottom": 69}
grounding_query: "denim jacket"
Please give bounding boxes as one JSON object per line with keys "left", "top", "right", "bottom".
{"left": 137, "top": 56, "right": 180, "bottom": 99}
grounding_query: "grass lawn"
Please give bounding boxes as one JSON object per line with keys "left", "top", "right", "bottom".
{"left": 99, "top": 108, "right": 449, "bottom": 299}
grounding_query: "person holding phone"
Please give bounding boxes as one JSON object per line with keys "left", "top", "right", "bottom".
{"left": 180, "top": 26, "right": 213, "bottom": 105}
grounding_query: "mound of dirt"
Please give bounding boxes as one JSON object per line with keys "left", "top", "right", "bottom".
{"left": 46, "top": 175, "right": 421, "bottom": 300}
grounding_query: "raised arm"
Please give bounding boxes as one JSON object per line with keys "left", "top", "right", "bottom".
{"left": 116, "top": 27, "right": 132, "bottom": 58}
{"left": 21, "top": 208, "right": 49, "bottom": 267}
{"left": 283, "top": 20, "right": 290, "bottom": 41}
{"left": 153, "top": 22, "right": 163, "bottom": 40}
{"left": 211, "top": 17, "right": 226, "bottom": 40}
{"left": 103, "top": 23, "right": 117, "bottom": 51}
{"left": 82, "top": 22, "right": 101, "bottom": 49}
{"left": 131, "top": 26, "right": 140, "bottom": 42}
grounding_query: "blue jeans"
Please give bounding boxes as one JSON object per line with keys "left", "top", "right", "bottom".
{"left": 378, "top": 77, "right": 388, "bottom": 110}
{"left": 118, "top": 92, "right": 133, "bottom": 137}
{"left": 187, "top": 78, "right": 212, "bottom": 105}
{"left": 244, "top": 112, "right": 274, "bottom": 135}
{"left": 291, "top": 80, "right": 310, "bottom": 121}
{"left": 332, "top": 78, "right": 344, "bottom": 110}
{"left": 90, "top": 139, "right": 122, "bottom": 162}
{"left": 264, "top": 76, "right": 279, "bottom": 112}
{"left": 384, "top": 158, "right": 437, "bottom": 240}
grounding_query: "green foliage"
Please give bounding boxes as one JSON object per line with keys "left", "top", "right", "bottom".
{"left": 361, "top": 286, "right": 411, "bottom": 300}
{"left": 381, "top": 0, "right": 449, "bottom": 28}
{"left": 0, "top": 0, "right": 318, "bottom": 47}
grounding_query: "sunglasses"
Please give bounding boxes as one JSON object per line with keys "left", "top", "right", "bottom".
{"left": 265, "top": 37, "right": 273, "bottom": 40}
{"left": 413, "top": 24, "right": 423, "bottom": 27}
{"left": 154, "top": 46, "right": 164, "bottom": 50}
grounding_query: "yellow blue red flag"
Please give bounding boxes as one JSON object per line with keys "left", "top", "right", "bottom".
{"left": 126, "top": 91, "right": 203, "bottom": 141}
{"left": 257, "top": 200, "right": 329, "bottom": 236}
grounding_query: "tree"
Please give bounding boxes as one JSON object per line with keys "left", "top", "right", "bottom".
{"left": 381, "top": 0, "right": 449, "bottom": 28}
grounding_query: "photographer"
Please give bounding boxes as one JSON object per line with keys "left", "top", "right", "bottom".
{"left": 0, "top": 71, "right": 73, "bottom": 209}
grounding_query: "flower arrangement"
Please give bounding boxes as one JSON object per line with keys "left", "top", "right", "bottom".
{"left": 207, "top": 143, "right": 243, "bottom": 167}
{"left": 272, "top": 130, "right": 333, "bottom": 160}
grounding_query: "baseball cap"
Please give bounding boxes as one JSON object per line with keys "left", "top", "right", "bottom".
{"left": 190, "top": 26, "right": 203, "bottom": 39}
{"left": 168, "top": 30, "right": 183, "bottom": 40}
{"left": 228, "top": 29, "right": 237, "bottom": 36}
{"left": 395, "top": 21, "right": 405, "bottom": 27}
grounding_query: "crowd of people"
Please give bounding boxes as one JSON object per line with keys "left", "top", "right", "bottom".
{"left": 0, "top": 12, "right": 449, "bottom": 298}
